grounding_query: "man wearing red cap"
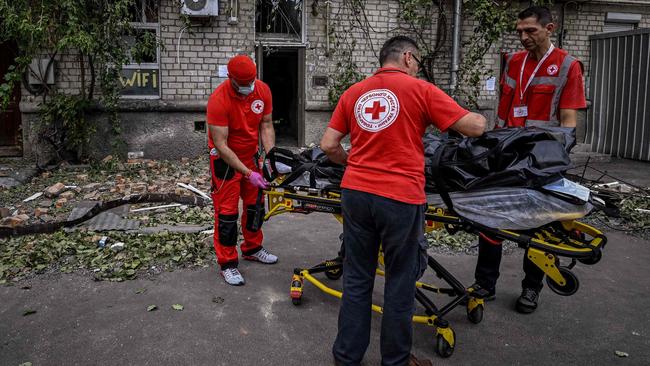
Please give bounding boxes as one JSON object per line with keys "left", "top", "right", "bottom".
{"left": 206, "top": 54, "right": 278, "bottom": 286}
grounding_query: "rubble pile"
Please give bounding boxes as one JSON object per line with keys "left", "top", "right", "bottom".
{"left": 0, "top": 156, "right": 217, "bottom": 283}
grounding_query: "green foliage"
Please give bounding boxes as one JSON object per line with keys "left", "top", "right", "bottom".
{"left": 0, "top": 0, "right": 161, "bottom": 161}
{"left": 396, "top": 0, "right": 446, "bottom": 83}
{"left": 324, "top": 1, "right": 368, "bottom": 107}
{"left": 426, "top": 229, "right": 475, "bottom": 250}
{"left": 39, "top": 93, "right": 93, "bottom": 161}
{"left": 328, "top": 48, "right": 364, "bottom": 107}
{"left": 455, "top": 0, "right": 516, "bottom": 107}
{"left": 456, "top": 1, "right": 556, "bottom": 107}
{"left": 0, "top": 230, "right": 215, "bottom": 283}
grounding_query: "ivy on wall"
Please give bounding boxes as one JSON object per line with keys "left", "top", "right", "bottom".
{"left": 455, "top": 0, "right": 555, "bottom": 108}
{"left": 319, "top": 0, "right": 554, "bottom": 109}
{"left": 0, "top": 0, "right": 163, "bottom": 163}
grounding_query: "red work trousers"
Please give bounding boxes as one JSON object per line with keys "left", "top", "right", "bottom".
{"left": 210, "top": 153, "right": 264, "bottom": 269}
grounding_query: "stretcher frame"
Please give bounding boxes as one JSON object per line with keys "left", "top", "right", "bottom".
{"left": 263, "top": 181, "right": 607, "bottom": 358}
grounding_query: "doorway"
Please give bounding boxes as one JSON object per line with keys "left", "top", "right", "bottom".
{"left": 257, "top": 47, "right": 305, "bottom": 147}
{"left": 0, "top": 41, "right": 22, "bottom": 156}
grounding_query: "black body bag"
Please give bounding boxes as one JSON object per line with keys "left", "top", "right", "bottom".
{"left": 424, "top": 126, "right": 576, "bottom": 195}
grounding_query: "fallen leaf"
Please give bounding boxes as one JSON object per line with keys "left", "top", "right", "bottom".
{"left": 147, "top": 305, "right": 157, "bottom": 312}
{"left": 172, "top": 304, "right": 184, "bottom": 311}
{"left": 135, "top": 288, "right": 146, "bottom": 294}
{"left": 19, "top": 362, "right": 32, "bottom": 366}
{"left": 22, "top": 309, "right": 37, "bottom": 316}
{"left": 615, "top": 351, "right": 629, "bottom": 357}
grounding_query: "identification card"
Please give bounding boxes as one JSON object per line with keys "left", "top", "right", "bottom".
{"left": 513, "top": 105, "right": 528, "bottom": 118}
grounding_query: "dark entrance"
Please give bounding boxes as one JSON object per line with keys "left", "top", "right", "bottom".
{"left": 258, "top": 47, "right": 305, "bottom": 146}
{"left": 0, "top": 41, "right": 22, "bottom": 156}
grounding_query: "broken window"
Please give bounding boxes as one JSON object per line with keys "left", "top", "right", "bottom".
{"left": 121, "top": 0, "right": 161, "bottom": 98}
{"left": 255, "top": 0, "right": 303, "bottom": 41}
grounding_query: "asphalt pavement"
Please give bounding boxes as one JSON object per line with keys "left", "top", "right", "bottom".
{"left": 2, "top": 155, "right": 650, "bottom": 366}
{"left": 1, "top": 209, "right": 649, "bottom": 366}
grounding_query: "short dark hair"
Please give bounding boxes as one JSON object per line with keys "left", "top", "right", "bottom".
{"left": 518, "top": 6, "right": 553, "bottom": 26}
{"left": 379, "top": 36, "right": 419, "bottom": 66}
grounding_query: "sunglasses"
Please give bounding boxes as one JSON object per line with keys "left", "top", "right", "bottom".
{"left": 405, "top": 52, "right": 432, "bottom": 82}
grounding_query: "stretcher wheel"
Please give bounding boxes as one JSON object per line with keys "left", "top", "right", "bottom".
{"left": 578, "top": 250, "right": 602, "bottom": 265}
{"left": 435, "top": 329, "right": 455, "bottom": 358}
{"left": 546, "top": 267, "right": 579, "bottom": 296}
{"left": 290, "top": 274, "right": 303, "bottom": 306}
{"left": 466, "top": 304, "right": 483, "bottom": 324}
{"left": 325, "top": 268, "right": 343, "bottom": 280}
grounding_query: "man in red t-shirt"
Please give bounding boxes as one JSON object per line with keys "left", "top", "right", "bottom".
{"left": 206, "top": 54, "right": 278, "bottom": 286}
{"left": 321, "top": 36, "right": 486, "bottom": 366}
{"left": 473, "top": 6, "right": 588, "bottom": 314}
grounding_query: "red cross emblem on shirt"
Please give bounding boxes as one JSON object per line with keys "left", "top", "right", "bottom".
{"left": 251, "top": 99, "right": 264, "bottom": 114}
{"left": 364, "top": 101, "right": 386, "bottom": 120}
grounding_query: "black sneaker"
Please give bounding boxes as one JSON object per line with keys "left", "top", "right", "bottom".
{"left": 516, "top": 287, "right": 540, "bottom": 314}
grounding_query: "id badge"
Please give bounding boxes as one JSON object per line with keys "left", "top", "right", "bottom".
{"left": 513, "top": 105, "right": 528, "bottom": 118}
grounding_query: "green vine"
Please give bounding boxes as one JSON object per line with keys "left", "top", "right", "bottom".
{"left": 324, "top": 0, "right": 448, "bottom": 105}
{"left": 456, "top": 0, "right": 555, "bottom": 108}
{"left": 454, "top": 0, "right": 515, "bottom": 108}
{"left": 0, "top": 0, "right": 161, "bottom": 162}
{"left": 328, "top": 46, "right": 364, "bottom": 106}
{"left": 396, "top": 0, "right": 447, "bottom": 84}
{"left": 323, "top": 0, "right": 374, "bottom": 106}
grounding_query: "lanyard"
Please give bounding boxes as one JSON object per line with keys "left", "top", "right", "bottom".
{"left": 519, "top": 44, "right": 555, "bottom": 100}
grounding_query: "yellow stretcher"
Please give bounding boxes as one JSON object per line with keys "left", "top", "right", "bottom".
{"left": 263, "top": 180, "right": 607, "bottom": 358}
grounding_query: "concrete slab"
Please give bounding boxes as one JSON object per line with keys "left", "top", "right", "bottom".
{"left": 1, "top": 211, "right": 649, "bottom": 365}
{"left": 568, "top": 158, "right": 650, "bottom": 189}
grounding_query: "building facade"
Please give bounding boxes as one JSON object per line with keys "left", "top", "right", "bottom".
{"left": 4, "top": 0, "right": 650, "bottom": 160}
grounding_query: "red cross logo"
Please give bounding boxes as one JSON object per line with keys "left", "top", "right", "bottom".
{"left": 364, "top": 101, "right": 386, "bottom": 120}
{"left": 354, "top": 89, "right": 400, "bottom": 132}
{"left": 251, "top": 99, "right": 264, "bottom": 114}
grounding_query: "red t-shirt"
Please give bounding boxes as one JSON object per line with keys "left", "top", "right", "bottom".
{"left": 500, "top": 48, "right": 586, "bottom": 127}
{"left": 328, "top": 67, "right": 469, "bottom": 204}
{"left": 206, "top": 79, "right": 273, "bottom": 161}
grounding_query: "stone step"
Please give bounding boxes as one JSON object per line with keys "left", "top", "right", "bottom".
{"left": 572, "top": 143, "right": 593, "bottom": 153}
{"left": 570, "top": 151, "right": 612, "bottom": 164}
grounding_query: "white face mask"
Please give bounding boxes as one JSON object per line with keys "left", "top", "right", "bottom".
{"left": 232, "top": 80, "right": 255, "bottom": 96}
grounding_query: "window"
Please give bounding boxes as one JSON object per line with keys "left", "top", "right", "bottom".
{"left": 255, "top": 0, "right": 304, "bottom": 41}
{"left": 602, "top": 12, "right": 641, "bottom": 34}
{"left": 120, "top": 0, "right": 160, "bottom": 98}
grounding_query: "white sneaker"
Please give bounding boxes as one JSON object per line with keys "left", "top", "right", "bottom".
{"left": 221, "top": 268, "right": 245, "bottom": 286}
{"left": 243, "top": 247, "right": 278, "bottom": 264}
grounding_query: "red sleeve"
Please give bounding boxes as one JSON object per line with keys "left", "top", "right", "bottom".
{"left": 425, "top": 84, "right": 470, "bottom": 132}
{"left": 559, "top": 61, "right": 587, "bottom": 110}
{"left": 261, "top": 81, "right": 273, "bottom": 115}
{"left": 206, "top": 92, "right": 229, "bottom": 127}
{"left": 327, "top": 92, "right": 350, "bottom": 134}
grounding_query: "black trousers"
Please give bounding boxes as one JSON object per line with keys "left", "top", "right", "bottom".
{"left": 474, "top": 234, "right": 545, "bottom": 292}
{"left": 333, "top": 189, "right": 427, "bottom": 366}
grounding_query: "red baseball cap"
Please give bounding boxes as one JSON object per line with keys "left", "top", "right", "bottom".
{"left": 227, "top": 55, "right": 257, "bottom": 84}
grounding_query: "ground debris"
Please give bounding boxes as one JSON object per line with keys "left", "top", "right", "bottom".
{"left": 0, "top": 156, "right": 216, "bottom": 283}
{"left": 44, "top": 182, "right": 67, "bottom": 198}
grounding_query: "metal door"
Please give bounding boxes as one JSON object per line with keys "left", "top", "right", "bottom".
{"left": 587, "top": 29, "right": 650, "bottom": 161}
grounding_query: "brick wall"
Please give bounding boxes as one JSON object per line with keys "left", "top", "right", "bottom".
{"left": 17, "top": 0, "right": 650, "bottom": 157}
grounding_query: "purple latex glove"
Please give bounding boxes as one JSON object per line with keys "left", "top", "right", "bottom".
{"left": 247, "top": 171, "right": 269, "bottom": 189}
